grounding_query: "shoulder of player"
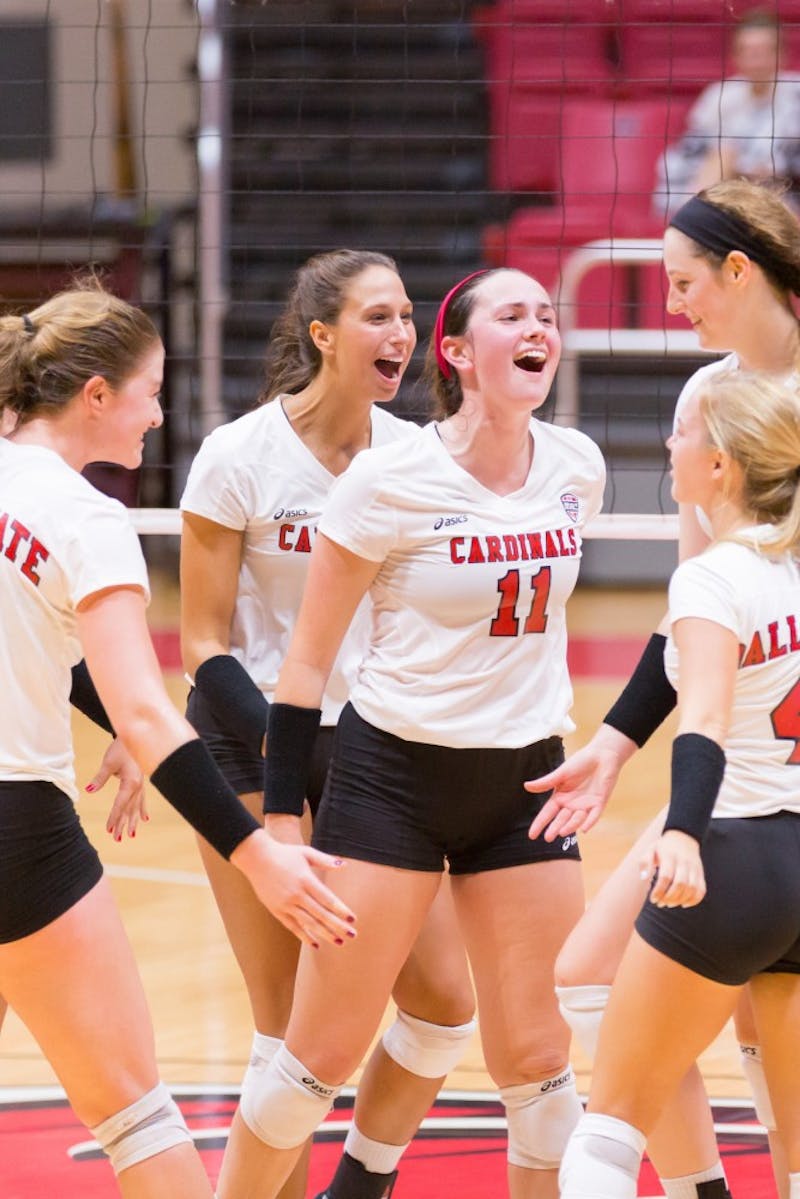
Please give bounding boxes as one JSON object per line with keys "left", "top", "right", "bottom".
{"left": 532, "top": 419, "right": 604, "bottom": 470}
{"left": 677, "top": 355, "right": 735, "bottom": 406}
{"left": 673, "top": 538, "right": 755, "bottom": 591}
{"left": 369, "top": 406, "right": 422, "bottom": 445}
{"left": 196, "top": 402, "right": 284, "bottom": 456}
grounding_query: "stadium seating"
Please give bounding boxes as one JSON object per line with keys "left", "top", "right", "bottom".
{"left": 473, "top": 0, "right": 618, "bottom": 194}
{"left": 488, "top": 96, "right": 691, "bottom": 326}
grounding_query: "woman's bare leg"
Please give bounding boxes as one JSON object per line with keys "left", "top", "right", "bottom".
{"left": 0, "top": 879, "right": 214, "bottom": 1198}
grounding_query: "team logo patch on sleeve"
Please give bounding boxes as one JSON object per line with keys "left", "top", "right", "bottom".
{"left": 560, "top": 493, "right": 579, "bottom": 523}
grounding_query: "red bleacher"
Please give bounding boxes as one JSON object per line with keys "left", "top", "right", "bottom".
{"left": 476, "top": 0, "right": 800, "bottom": 328}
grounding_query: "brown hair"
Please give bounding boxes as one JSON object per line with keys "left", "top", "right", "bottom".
{"left": 260, "top": 248, "right": 400, "bottom": 403}
{"left": 692, "top": 179, "right": 800, "bottom": 296}
{"left": 422, "top": 268, "right": 508, "bottom": 418}
{"left": 0, "top": 276, "right": 160, "bottom": 426}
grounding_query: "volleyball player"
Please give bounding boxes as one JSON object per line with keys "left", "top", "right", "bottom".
{"left": 0, "top": 282, "right": 354, "bottom": 1199}
{"left": 211, "top": 266, "right": 606, "bottom": 1199}
{"left": 180, "top": 250, "right": 476, "bottom": 1199}
{"left": 528, "top": 178, "right": 800, "bottom": 1199}
{"left": 559, "top": 370, "right": 800, "bottom": 1199}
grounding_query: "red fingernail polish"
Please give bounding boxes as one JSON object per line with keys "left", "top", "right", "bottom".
{"left": 86, "top": 783, "right": 95, "bottom": 792}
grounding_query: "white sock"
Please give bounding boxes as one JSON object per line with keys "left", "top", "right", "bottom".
{"left": 560, "top": 1112, "right": 645, "bottom": 1199}
{"left": 344, "top": 1123, "right": 408, "bottom": 1175}
{"left": 790, "top": 1172, "right": 800, "bottom": 1199}
{"left": 661, "top": 1162, "right": 727, "bottom": 1198}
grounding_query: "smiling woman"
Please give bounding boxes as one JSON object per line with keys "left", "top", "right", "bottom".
{"left": 229, "top": 266, "right": 607, "bottom": 1199}
{"left": 0, "top": 280, "right": 355, "bottom": 1199}
{"left": 179, "top": 249, "right": 478, "bottom": 1199}
{"left": 525, "top": 177, "right": 800, "bottom": 1199}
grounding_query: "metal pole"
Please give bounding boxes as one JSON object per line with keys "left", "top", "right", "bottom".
{"left": 197, "top": 0, "right": 227, "bottom": 436}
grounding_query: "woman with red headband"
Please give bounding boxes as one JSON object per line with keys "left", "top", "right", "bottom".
{"left": 226, "top": 266, "right": 606, "bottom": 1199}
{"left": 181, "top": 250, "right": 476, "bottom": 1199}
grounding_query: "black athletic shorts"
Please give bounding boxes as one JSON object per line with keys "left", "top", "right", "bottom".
{"left": 636, "top": 811, "right": 800, "bottom": 986}
{"left": 186, "top": 687, "right": 334, "bottom": 815}
{"left": 312, "top": 702, "right": 580, "bottom": 874}
{"left": 0, "top": 780, "right": 104, "bottom": 943}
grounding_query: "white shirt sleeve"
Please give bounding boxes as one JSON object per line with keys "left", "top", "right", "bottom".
{"left": 668, "top": 551, "right": 740, "bottom": 639}
{"left": 180, "top": 432, "right": 251, "bottom": 531}
{"left": 318, "top": 451, "right": 399, "bottom": 563}
{"left": 62, "top": 493, "right": 150, "bottom": 608}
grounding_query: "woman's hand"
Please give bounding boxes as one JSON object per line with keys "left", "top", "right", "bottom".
{"left": 642, "top": 829, "right": 706, "bottom": 909}
{"left": 86, "top": 737, "right": 149, "bottom": 841}
{"left": 526, "top": 726, "right": 635, "bottom": 842}
{"left": 264, "top": 812, "right": 306, "bottom": 846}
{"left": 231, "top": 830, "right": 356, "bottom": 949}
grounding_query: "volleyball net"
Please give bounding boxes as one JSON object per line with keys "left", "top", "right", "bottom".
{"left": 4, "top": 1, "right": 798, "bottom": 577}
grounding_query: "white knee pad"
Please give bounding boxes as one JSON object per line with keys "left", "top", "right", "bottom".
{"left": 239, "top": 1042, "right": 341, "bottom": 1150}
{"left": 382, "top": 1010, "right": 477, "bottom": 1079}
{"left": 90, "top": 1082, "right": 192, "bottom": 1175}
{"left": 556, "top": 983, "right": 611, "bottom": 1061}
{"left": 241, "top": 1030, "right": 282, "bottom": 1096}
{"left": 559, "top": 1112, "right": 645, "bottom": 1199}
{"left": 739, "top": 1043, "right": 776, "bottom": 1130}
{"left": 500, "top": 1067, "right": 583, "bottom": 1169}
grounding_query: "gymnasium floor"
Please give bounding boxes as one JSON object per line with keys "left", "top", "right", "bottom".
{"left": 0, "top": 575, "right": 773, "bottom": 1196}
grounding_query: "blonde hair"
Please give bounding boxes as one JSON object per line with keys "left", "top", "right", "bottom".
{"left": 0, "top": 277, "right": 160, "bottom": 425}
{"left": 699, "top": 370, "right": 800, "bottom": 555}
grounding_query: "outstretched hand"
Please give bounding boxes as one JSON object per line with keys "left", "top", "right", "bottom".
{"left": 526, "top": 728, "right": 634, "bottom": 842}
{"left": 232, "top": 830, "right": 357, "bottom": 949}
{"left": 86, "top": 737, "right": 149, "bottom": 841}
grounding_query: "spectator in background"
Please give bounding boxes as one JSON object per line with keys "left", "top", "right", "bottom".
{"left": 654, "top": 9, "right": 800, "bottom": 217}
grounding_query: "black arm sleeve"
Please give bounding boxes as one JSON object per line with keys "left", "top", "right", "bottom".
{"left": 150, "top": 738, "right": 260, "bottom": 859}
{"left": 194, "top": 654, "right": 269, "bottom": 756}
{"left": 603, "top": 633, "right": 677, "bottom": 748}
{"left": 70, "top": 659, "right": 115, "bottom": 735}
{"left": 263, "top": 702, "right": 323, "bottom": 816}
{"left": 663, "top": 732, "right": 725, "bottom": 844}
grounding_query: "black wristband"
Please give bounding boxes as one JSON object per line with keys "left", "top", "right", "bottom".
{"left": 151, "top": 738, "right": 260, "bottom": 859}
{"left": 663, "top": 732, "right": 726, "bottom": 844}
{"left": 70, "top": 659, "right": 115, "bottom": 735}
{"left": 603, "top": 633, "right": 676, "bottom": 747}
{"left": 194, "top": 654, "right": 269, "bottom": 756}
{"left": 263, "top": 702, "right": 322, "bottom": 816}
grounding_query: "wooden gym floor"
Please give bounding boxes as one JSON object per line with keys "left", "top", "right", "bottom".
{"left": 0, "top": 574, "right": 748, "bottom": 1104}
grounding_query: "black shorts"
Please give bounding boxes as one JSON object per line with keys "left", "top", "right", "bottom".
{"left": 186, "top": 687, "right": 335, "bottom": 815}
{"left": 312, "top": 703, "right": 581, "bottom": 874}
{"left": 0, "top": 781, "right": 104, "bottom": 943}
{"left": 636, "top": 811, "right": 800, "bottom": 986}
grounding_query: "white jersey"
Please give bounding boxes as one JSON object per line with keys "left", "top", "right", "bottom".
{"left": 180, "top": 400, "right": 419, "bottom": 725}
{"left": 674, "top": 356, "right": 799, "bottom": 538}
{"left": 0, "top": 441, "right": 149, "bottom": 801}
{"left": 319, "top": 419, "right": 605, "bottom": 748}
{"left": 665, "top": 533, "right": 800, "bottom": 819}
{"left": 673, "top": 354, "right": 736, "bottom": 430}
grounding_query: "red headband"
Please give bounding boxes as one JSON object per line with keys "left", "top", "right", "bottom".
{"left": 433, "top": 270, "right": 488, "bottom": 379}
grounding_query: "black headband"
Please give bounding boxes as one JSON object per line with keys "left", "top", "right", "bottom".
{"left": 669, "top": 196, "right": 796, "bottom": 293}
